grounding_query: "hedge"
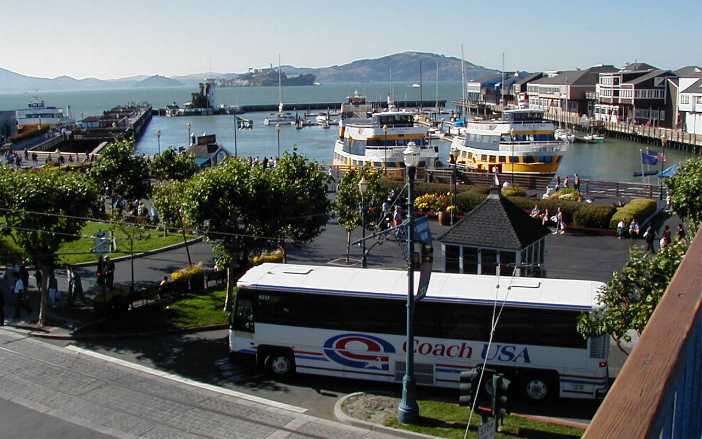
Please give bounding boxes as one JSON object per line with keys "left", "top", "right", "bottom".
{"left": 455, "top": 190, "right": 487, "bottom": 212}
{"left": 501, "top": 185, "right": 526, "bottom": 197}
{"left": 609, "top": 198, "right": 658, "bottom": 229}
{"left": 573, "top": 204, "right": 617, "bottom": 229}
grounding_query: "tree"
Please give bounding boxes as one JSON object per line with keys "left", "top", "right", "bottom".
{"left": 89, "top": 139, "right": 150, "bottom": 199}
{"left": 577, "top": 239, "right": 689, "bottom": 354}
{"left": 666, "top": 157, "right": 702, "bottom": 226}
{"left": 149, "top": 149, "right": 198, "bottom": 181}
{"left": 0, "top": 167, "right": 99, "bottom": 326}
{"left": 334, "top": 167, "right": 386, "bottom": 263}
{"left": 155, "top": 153, "right": 330, "bottom": 310}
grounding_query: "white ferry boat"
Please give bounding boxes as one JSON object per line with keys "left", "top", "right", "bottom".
{"left": 16, "top": 99, "right": 67, "bottom": 128}
{"left": 449, "top": 109, "right": 566, "bottom": 176}
{"left": 332, "top": 109, "right": 438, "bottom": 173}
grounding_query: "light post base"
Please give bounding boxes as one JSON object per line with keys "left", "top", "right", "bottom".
{"left": 397, "top": 375, "right": 419, "bottom": 424}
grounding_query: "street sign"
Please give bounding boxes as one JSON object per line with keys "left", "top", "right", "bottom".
{"left": 478, "top": 417, "right": 496, "bottom": 439}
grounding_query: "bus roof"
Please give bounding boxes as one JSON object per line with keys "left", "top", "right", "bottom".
{"left": 238, "top": 264, "right": 604, "bottom": 312}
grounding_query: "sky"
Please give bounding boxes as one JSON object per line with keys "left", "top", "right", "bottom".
{"left": 1, "top": 0, "right": 699, "bottom": 79}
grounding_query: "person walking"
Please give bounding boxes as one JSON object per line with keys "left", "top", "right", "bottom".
{"left": 643, "top": 225, "right": 656, "bottom": 253}
{"left": 628, "top": 218, "right": 640, "bottom": 239}
{"left": 660, "top": 225, "right": 672, "bottom": 249}
{"left": 13, "top": 276, "right": 27, "bottom": 319}
{"left": 616, "top": 219, "right": 626, "bottom": 239}
{"left": 105, "top": 257, "right": 115, "bottom": 290}
{"left": 574, "top": 173, "right": 580, "bottom": 192}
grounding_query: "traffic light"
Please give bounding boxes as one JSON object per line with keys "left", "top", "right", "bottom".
{"left": 458, "top": 368, "right": 480, "bottom": 407}
{"left": 493, "top": 373, "right": 511, "bottom": 424}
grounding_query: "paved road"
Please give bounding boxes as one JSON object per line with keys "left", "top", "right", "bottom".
{"left": 0, "top": 328, "right": 397, "bottom": 439}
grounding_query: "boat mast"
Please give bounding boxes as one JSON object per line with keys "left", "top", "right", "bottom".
{"left": 278, "top": 54, "right": 283, "bottom": 113}
{"left": 460, "top": 44, "right": 466, "bottom": 118}
{"left": 501, "top": 52, "right": 505, "bottom": 108}
{"left": 435, "top": 62, "right": 439, "bottom": 112}
{"left": 419, "top": 61, "right": 423, "bottom": 113}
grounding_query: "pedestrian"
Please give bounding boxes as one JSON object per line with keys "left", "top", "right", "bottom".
{"left": 677, "top": 223, "right": 686, "bottom": 243}
{"left": 48, "top": 272, "right": 59, "bottom": 307}
{"left": 393, "top": 206, "right": 403, "bottom": 227}
{"left": 628, "top": 218, "right": 640, "bottom": 239}
{"left": 574, "top": 173, "right": 580, "bottom": 192}
{"left": 105, "top": 256, "right": 115, "bottom": 290}
{"left": 158, "top": 276, "right": 169, "bottom": 301}
{"left": 13, "top": 276, "right": 26, "bottom": 318}
{"left": 643, "top": 225, "right": 656, "bottom": 253}
{"left": 661, "top": 225, "right": 672, "bottom": 249}
{"left": 541, "top": 208, "right": 550, "bottom": 226}
{"left": 564, "top": 175, "right": 570, "bottom": 189}
{"left": 530, "top": 204, "right": 540, "bottom": 218}
{"left": 67, "top": 266, "right": 76, "bottom": 306}
{"left": 616, "top": 219, "right": 626, "bottom": 239}
{"left": 557, "top": 208, "right": 565, "bottom": 235}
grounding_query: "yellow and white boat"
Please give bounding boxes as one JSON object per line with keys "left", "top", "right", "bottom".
{"left": 450, "top": 109, "right": 566, "bottom": 175}
{"left": 332, "top": 94, "right": 438, "bottom": 174}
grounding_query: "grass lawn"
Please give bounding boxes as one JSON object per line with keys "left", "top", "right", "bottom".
{"left": 58, "top": 221, "right": 195, "bottom": 265}
{"left": 385, "top": 399, "right": 584, "bottom": 439}
{"left": 81, "top": 288, "right": 229, "bottom": 334}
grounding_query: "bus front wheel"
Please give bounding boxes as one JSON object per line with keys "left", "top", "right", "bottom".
{"left": 265, "top": 353, "right": 295, "bottom": 377}
{"left": 522, "top": 375, "right": 553, "bottom": 402}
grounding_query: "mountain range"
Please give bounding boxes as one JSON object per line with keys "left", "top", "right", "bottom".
{"left": 0, "top": 52, "right": 498, "bottom": 93}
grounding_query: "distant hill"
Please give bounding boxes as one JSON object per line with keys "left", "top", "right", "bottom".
{"left": 0, "top": 51, "right": 498, "bottom": 93}
{"left": 282, "top": 52, "right": 498, "bottom": 83}
{"left": 133, "top": 75, "right": 182, "bottom": 88}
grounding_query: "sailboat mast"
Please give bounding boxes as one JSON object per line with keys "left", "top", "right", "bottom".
{"left": 419, "top": 61, "right": 423, "bottom": 113}
{"left": 278, "top": 54, "right": 282, "bottom": 109}
{"left": 460, "top": 44, "right": 466, "bottom": 118}
{"left": 435, "top": 62, "right": 439, "bottom": 112}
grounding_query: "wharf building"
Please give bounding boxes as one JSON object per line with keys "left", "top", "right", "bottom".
{"left": 675, "top": 66, "right": 702, "bottom": 135}
{"left": 593, "top": 63, "right": 677, "bottom": 126}
{"left": 526, "top": 66, "right": 617, "bottom": 117}
{"left": 466, "top": 72, "right": 529, "bottom": 108}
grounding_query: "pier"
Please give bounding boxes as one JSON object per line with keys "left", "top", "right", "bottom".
{"left": 154, "top": 99, "right": 446, "bottom": 116}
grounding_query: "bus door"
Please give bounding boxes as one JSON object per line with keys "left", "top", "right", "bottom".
{"left": 231, "top": 289, "right": 256, "bottom": 353}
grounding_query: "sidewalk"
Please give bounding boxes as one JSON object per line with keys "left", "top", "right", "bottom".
{"left": 0, "top": 328, "right": 399, "bottom": 439}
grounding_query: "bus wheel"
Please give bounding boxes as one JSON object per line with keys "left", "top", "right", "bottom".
{"left": 266, "top": 353, "right": 295, "bottom": 377}
{"left": 522, "top": 375, "right": 551, "bottom": 402}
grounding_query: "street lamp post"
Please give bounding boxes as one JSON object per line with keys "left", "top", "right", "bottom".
{"left": 358, "top": 175, "right": 369, "bottom": 268}
{"left": 510, "top": 128, "right": 516, "bottom": 186}
{"left": 156, "top": 129, "right": 161, "bottom": 155}
{"left": 398, "top": 141, "right": 420, "bottom": 424}
{"left": 186, "top": 122, "right": 191, "bottom": 146}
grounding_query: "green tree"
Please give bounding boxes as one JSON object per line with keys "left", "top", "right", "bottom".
{"left": 149, "top": 149, "right": 198, "bottom": 181}
{"left": 155, "top": 153, "right": 330, "bottom": 310}
{"left": 577, "top": 239, "right": 689, "bottom": 354}
{"left": 666, "top": 157, "right": 702, "bottom": 226}
{"left": 0, "top": 167, "right": 99, "bottom": 326}
{"left": 89, "top": 139, "right": 150, "bottom": 199}
{"left": 334, "top": 167, "right": 386, "bottom": 263}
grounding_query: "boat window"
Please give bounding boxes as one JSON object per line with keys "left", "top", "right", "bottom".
{"left": 542, "top": 156, "right": 553, "bottom": 163}
{"left": 480, "top": 155, "right": 487, "bottom": 161}
{"left": 524, "top": 156, "right": 535, "bottom": 163}
{"left": 498, "top": 156, "right": 506, "bottom": 163}
{"left": 511, "top": 156, "right": 520, "bottom": 163}
{"left": 489, "top": 156, "right": 497, "bottom": 163}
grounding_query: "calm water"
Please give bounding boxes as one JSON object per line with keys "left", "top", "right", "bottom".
{"left": 0, "top": 83, "right": 694, "bottom": 182}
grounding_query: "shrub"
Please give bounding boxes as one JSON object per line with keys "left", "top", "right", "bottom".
{"left": 538, "top": 198, "right": 582, "bottom": 223}
{"left": 609, "top": 198, "right": 657, "bottom": 229}
{"left": 171, "top": 263, "right": 204, "bottom": 281}
{"left": 506, "top": 196, "right": 536, "bottom": 211}
{"left": 252, "top": 248, "right": 284, "bottom": 265}
{"left": 414, "top": 193, "right": 452, "bottom": 212}
{"left": 455, "top": 190, "right": 487, "bottom": 213}
{"left": 573, "top": 204, "right": 617, "bottom": 229}
{"left": 502, "top": 184, "right": 526, "bottom": 197}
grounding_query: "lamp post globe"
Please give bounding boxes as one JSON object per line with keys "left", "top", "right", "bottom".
{"left": 398, "top": 141, "right": 420, "bottom": 424}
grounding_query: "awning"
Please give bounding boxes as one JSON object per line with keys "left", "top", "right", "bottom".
{"left": 658, "top": 163, "right": 679, "bottom": 178}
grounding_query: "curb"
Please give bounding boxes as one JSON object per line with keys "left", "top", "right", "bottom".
{"left": 334, "top": 392, "right": 438, "bottom": 439}
{"left": 511, "top": 412, "right": 590, "bottom": 430}
{"left": 72, "top": 236, "right": 204, "bottom": 267}
{"left": 3, "top": 323, "right": 228, "bottom": 341}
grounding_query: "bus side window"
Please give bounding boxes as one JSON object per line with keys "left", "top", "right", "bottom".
{"left": 233, "top": 289, "right": 255, "bottom": 333}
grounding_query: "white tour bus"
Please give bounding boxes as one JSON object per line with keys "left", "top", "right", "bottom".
{"left": 229, "top": 263, "right": 609, "bottom": 401}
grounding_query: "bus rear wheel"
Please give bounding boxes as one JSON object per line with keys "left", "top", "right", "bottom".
{"left": 265, "top": 353, "right": 295, "bottom": 377}
{"left": 522, "top": 375, "right": 552, "bottom": 402}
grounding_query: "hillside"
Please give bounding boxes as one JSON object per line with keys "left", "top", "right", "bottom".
{"left": 133, "top": 75, "right": 183, "bottom": 88}
{"left": 0, "top": 51, "right": 498, "bottom": 93}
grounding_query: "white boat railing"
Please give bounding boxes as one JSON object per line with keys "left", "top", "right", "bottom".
{"left": 497, "top": 141, "right": 567, "bottom": 153}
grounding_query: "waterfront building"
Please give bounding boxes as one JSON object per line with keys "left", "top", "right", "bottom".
{"left": 675, "top": 66, "right": 702, "bottom": 134}
{"left": 438, "top": 184, "right": 550, "bottom": 277}
{"left": 594, "top": 63, "right": 677, "bottom": 126}
{"left": 511, "top": 72, "right": 544, "bottom": 108}
{"left": 527, "top": 66, "right": 616, "bottom": 118}
{"left": 466, "top": 72, "right": 523, "bottom": 107}
{"left": 15, "top": 99, "right": 67, "bottom": 128}
{"left": 187, "top": 134, "right": 230, "bottom": 168}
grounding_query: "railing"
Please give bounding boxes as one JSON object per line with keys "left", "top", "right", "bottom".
{"left": 583, "top": 228, "right": 702, "bottom": 439}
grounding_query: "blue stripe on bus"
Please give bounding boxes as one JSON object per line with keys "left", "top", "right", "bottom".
{"left": 294, "top": 355, "right": 329, "bottom": 361}
{"left": 245, "top": 284, "right": 592, "bottom": 311}
{"left": 298, "top": 364, "right": 394, "bottom": 377}
{"left": 436, "top": 368, "right": 462, "bottom": 374}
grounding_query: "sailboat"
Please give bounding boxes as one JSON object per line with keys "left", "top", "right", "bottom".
{"left": 264, "top": 55, "right": 297, "bottom": 127}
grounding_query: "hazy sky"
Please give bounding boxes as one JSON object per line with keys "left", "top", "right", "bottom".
{"left": 1, "top": 0, "right": 699, "bottom": 79}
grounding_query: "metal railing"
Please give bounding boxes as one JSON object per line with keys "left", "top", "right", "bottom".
{"left": 583, "top": 228, "right": 702, "bottom": 439}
